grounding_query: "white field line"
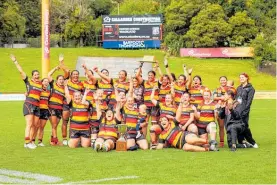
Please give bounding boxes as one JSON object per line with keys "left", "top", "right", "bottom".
{"left": 67, "top": 175, "right": 139, "bottom": 184}
{"left": 0, "top": 175, "right": 39, "bottom": 184}
{"left": 0, "top": 169, "right": 62, "bottom": 183}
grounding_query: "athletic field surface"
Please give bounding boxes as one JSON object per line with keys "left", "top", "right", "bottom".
{"left": 0, "top": 99, "right": 275, "bottom": 184}
{"left": 1, "top": 48, "right": 276, "bottom": 92}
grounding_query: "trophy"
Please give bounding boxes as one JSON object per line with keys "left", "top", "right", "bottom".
{"left": 116, "top": 124, "right": 127, "bottom": 151}
{"left": 140, "top": 55, "right": 155, "bottom": 63}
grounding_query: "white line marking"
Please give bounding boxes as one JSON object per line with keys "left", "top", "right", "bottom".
{"left": 0, "top": 175, "right": 38, "bottom": 184}
{"left": 0, "top": 169, "right": 62, "bottom": 183}
{"left": 67, "top": 176, "right": 139, "bottom": 184}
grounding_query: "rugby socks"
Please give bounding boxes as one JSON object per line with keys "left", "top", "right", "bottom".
{"left": 25, "top": 137, "right": 30, "bottom": 144}
{"left": 38, "top": 139, "right": 42, "bottom": 144}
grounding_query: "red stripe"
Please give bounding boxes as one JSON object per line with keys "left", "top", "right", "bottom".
{"left": 49, "top": 104, "right": 63, "bottom": 110}
{"left": 167, "top": 130, "right": 179, "bottom": 144}
{"left": 72, "top": 111, "right": 89, "bottom": 117}
{"left": 70, "top": 124, "right": 90, "bottom": 129}
{"left": 29, "top": 89, "right": 41, "bottom": 95}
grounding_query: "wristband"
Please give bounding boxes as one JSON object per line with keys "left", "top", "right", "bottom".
{"left": 188, "top": 73, "right": 191, "bottom": 75}
{"left": 165, "top": 64, "right": 168, "bottom": 68}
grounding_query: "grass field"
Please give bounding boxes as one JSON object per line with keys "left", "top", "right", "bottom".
{"left": 0, "top": 100, "right": 275, "bottom": 184}
{"left": 0, "top": 48, "right": 276, "bottom": 92}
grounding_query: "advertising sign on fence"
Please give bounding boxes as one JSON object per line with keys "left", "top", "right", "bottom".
{"left": 180, "top": 47, "right": 254, "bottom": 58}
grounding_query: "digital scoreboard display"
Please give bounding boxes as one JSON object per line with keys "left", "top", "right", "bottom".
{"left": 102, "top": 14, "right": 163, "bottom": 49}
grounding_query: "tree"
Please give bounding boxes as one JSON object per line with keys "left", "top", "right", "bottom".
{"left": 251, "top": 34, "right": 276, "bottom": 62}
{"left": 248, "top": 0, "right": 276, "bottom": 41}
{"left": 0, "top": 0, "right": 26, "bottom": 43}
{"left": 111, "top": 0, "right": 160, "bottom": 15}
{"left": 183, "top": 4, "right": 231, "bottom": 47}
{"left": 164, "top": 0, "right": 208, "bottom": 34}
{"left": 64, "top": 0, "right": 94, "bottom": 47}
{"left": 90, "top": 0, "right": 113, "bottom": 18}
{"left": 16, "top": 0, "right": 41, "bottom": 37}
{"left": 229, "top": 11, "right": 257, "bottom": 46}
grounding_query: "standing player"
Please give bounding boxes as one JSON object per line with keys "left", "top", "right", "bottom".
{"left": 48, "top": 66, "right": 65, "bottom": 145}
{"left": 10, "top": 55, "right": 43, "bottom": 149}
{"left": 188, "top": 75, "right": 206, "bottom": 108}
{"left": 136, "top": 63, "right": 159, "bottom": 132}
{"left": 213, "top": 76, "right": 228, "bottom": 147}
{"left": 32, "top": 78, "right": 50, "bottom": 146}
{"left": 62, "top": 68, "right": 84, "bottom": 145}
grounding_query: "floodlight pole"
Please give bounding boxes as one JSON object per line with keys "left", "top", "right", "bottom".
{"left": 118, "top": 3, "right": 120, "bottom": 15}
{"left": 41, "top": 0, "right": 50, "bottom": 78}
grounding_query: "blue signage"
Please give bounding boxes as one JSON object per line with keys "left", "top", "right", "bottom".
{"left": 103, "top": 40, "right": 160, "bottom": 49}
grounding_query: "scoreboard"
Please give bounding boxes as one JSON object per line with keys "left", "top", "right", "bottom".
{"left": 102, "top": 14, "right": 163, "bottom": 49}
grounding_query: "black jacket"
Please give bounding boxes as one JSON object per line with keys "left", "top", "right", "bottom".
{"left": 218, "top": 102, "right": 245, "bottom": 131}
{"left": 236, "top": 83, "right": 255, "bottom": 117}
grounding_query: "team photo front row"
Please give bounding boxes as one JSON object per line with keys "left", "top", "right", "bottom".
{"left": 10, "top": 54, "right": 258, "bottom": 152}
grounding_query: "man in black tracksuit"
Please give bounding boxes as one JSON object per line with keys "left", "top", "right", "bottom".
{"left": 236, "top": 81, "right": 257, "bottom": 147}
{"left": 218, "top": 90, "right": 251, "bottom": 151}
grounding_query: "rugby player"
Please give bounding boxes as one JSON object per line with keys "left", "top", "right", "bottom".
{"left": 10, "top": 55, "right": 43, "bottom": 149}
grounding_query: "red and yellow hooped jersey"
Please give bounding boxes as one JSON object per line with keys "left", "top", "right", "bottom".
{"left": 159, "top": 103, "right": 176, "bottom": 118}
{"left": 67, "top": 80, "right": 84, "bottom": 96}
{"left": 39, "top": 89, "right": 50, "bottom": 109}
{"left": 143, "top": 80, "right": 159, "bottom": 107}
{"left": 174, "top": 83, "right": 187, "bottom": 105}
{"left": 159, "top": 85, "right": 171, "bottom": 103}
{"left": 24, "top": 77, "right": 43, "bottom": 106}
{"left": 158, "top": 123, "right": 183, "bottom": 148}
{"left": 197, "top": 101, "right": 216, "bottom": 128}
{"left": 189, "top": 85, "right": 206, "bottom": 107}
{"left": 49, "top": 81, "right": 65, "bottom": 110}
{"left": 98, "top": 80, "right": 113, "bottom": 99}
{"left": 109, "top": 80, "right": 129, "bottom": 106}
{"left": 82, "top": 80, "right": 97, "bottom": 102}
{"left": 215, "top": 86, "right": 228, "bottom": 98}
{"left": 122, "top": 106, "right": 139, "bottom": 134}
{"left": 180, "top": 104, "right": 194, "bottom": 125}
{"left": 89, "top": 100, "right": 108, "bottom": 123}
{"left": 69, "top": 101, "right": 91, "bottom": 130}
{"left": 98, "top": 119, "right": 118, "bottom": 140}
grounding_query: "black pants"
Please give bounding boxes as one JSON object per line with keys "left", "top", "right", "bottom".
{"left": 237, "top": 114, "right": 256, "bottom": 145}
{"left": 227, "top": 123, "right": 245, "bottom": 148}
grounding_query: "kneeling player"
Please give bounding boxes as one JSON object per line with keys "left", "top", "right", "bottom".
{"left": 94, "top": 103, "right": 121, "bottom": 152}
{"left": 156, "top": 116, "right": 209, "bottom": 152}
{"left": 65, "top": 85, "right": 91, "bottom": 148}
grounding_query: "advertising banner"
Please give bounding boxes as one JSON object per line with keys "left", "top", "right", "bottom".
{"left": 180, "top": 47, "right": 254, "bottom": 58}
{"left": 103, "top": 40, "right": 160, "bottom": 49}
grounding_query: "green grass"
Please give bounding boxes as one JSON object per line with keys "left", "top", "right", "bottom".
{"left": 0, "top": 100, "right": 275, "bottom": 184}
{"left": 0, "top": 48, "right": 275, "bottom": 92}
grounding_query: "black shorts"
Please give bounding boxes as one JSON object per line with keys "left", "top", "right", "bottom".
{"left": 69, "top": 129, "right": 90, "bottom": 139}
{"left": 63, "top": 103, "right": 70, "bottom": 111}
{"left": 146, "top": 106, "right": 160, "bottom": 117}
{"left": 40, "top": 109, "right": 50, "bottom": 120}
{"left": 49, "top": 108, "right": 63, "bottom": 119}
{"left": 126, "top": 133, "right": 146, "bottom": 141}
{"left": 198, "top": 127, "right": 207, "bottom": 135}
{"left": 23, "top": 102, "right": 40, "bottom": 117}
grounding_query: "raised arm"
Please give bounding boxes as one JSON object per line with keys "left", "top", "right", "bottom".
{"left": 128, "top": 76, "right": 134, "bottom": 98}
{"left": 115, "top": 100, "right": 122, "bottom": 121}
{"left": 164, "top": 58, "right": 174, "bottom": 82}
{"left": 192, "top": 105, "right": 200, "bottom": 120}
{"left": 155, "top": 60, "right": 163, "bottom": 82}
{"left": 10, "top": 54, "right": 27, "bottom": 80}
{"left": 64, "top": 80, "right": 71, "bottom": 104}
{"left": 82, "top": 64, "right": 97, "bottom": 84}
{"left": 175, "top": 101, "right": 183, "bottom": 122}
{"left": 136, "top": 62, "right": 144, "bottom": 85}
{"left": 150, "top": 86, "right": 158, "bottom": 106}
{"left": 184, "top": 65, "right": 193, "bottom": 89}
{"left": 58, "top": 54, "right": 70, "bottom": 79}
{"left": 48, "top": 66, "right": 60, "bottom": 82}
{"left": 81, "top": 88, "right": 90, "bottom": 106}
{"left": 93, "top": 67, "right": 112, "bottom": 83}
